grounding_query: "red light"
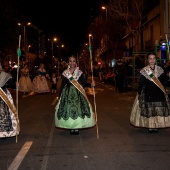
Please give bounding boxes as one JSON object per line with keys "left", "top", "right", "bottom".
{"left": 98, "top": 62, "right": 101, "bottom": 65}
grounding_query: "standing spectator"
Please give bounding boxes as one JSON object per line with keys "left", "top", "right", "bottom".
{"left": 130, "top": 52, "right": 170, "bottom": 133}
{"left": 114, "top": 60, "right": 127, "bottom": 92}
{"left": 163, "top": 60, "right": 170, "bottom": 75}
{"left": 51, "top": 72, "right": 58, "bottom": 93}
{"left": 0, "top": 64, "right": 20, "bottom": 138}
{"left": 10, "top": 67, "right": 17, "bottom": 83}
{"left": 103, "top": 68, "right": 115, "bottom": 84}
{"left": 55, "top": 55, "right": 96, "bottom": 135}
{"left": 33, "top": 63, "right": 50, "bottom": 93}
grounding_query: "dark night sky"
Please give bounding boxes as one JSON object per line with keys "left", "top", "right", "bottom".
{"left": 20, "top": 0, "right": 107, "bottom": 55}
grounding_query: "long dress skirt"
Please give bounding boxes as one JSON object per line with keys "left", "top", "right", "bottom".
{"left": 55, "top": 84, "right": 96, "bottom": 129}
{"left": 0, "top": 89, "right": 19, "bottom": 138}
{"left": 130, "top": 93, "right": 170, "bottom": 128}
{"left": 33, "top": 76, "right": 50, "bottom": 93}
{"left": 19, "top": 76, "right": 33, "bottom": 93}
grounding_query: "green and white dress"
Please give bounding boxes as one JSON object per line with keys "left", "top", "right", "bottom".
{"left": 55, "top": 67, "right": 96, "bottom": 129}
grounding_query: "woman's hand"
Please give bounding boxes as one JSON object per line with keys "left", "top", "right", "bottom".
{"left": 16, "top": 82, "right": 19, "bottom": 89}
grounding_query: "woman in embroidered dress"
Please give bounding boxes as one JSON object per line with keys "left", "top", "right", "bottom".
{"left": 130, "top": 52, "right": 170, "bottom": 133}
{"left": 19, "top": 64, "right": 33, "bottom": 94}
{"left": 33, "top": 63, "right": 50, "bottom": 93}
{"left": 0, "top": 64, "right": 20, "bottom": 138}
{"left": 55, "top": 55, "right": 96, "bottom": 135}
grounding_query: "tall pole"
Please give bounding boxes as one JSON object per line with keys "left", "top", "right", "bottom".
{"left": 57, "top": 46, "right": 60, "bottom": 77}
{"left": 24, "top": 25, "right": 26, "bottom": 62}
{"left": 58, "top": 60, "right": 59, "bottom": 77}
{"left": 101, "top": 6, "right": 107, "bottom": 20}
{"left": 106, "top": 8, "right": 108, "bottom": 20}
{"left": 51, "top": 41, "right": 53, "bottom": 66}
{"left": 16, "top": 35, "right": 21, "bottom": 143}
{"left": 102, "top": 6, "right": 109, "bottom": 66}
{"left": 51, "top": 37, "right": 57, "bottom": 67}
{"left": 165, "top": 0, "right": 170, "bottom": 60}
{"left": 28, "top": 45, "right": 31, "bottom": 67}
{"left": 77, "top": 53, "right": 79, "bottom": 67}
{"left": 88, "top": 34, "right": 99, "bottom": 139}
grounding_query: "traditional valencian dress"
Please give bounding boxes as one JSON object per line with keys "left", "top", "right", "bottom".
{"left": 33, "top": 67, "right": 50, "bottom": 93}
{"left": 0, "top": 71, "right": 20, "bottom": 138}
{"left": 130, "top": 65, "right": 170, "bottom": 129}
{"left": 19, "top": 67, "right": 33, "bottom": 93}
{"left": 55, "top": 67, "right": 96, "bottom": 130}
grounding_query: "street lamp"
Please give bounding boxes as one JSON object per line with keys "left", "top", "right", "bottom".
{"left": 101, "top": 6, "right": 107, "bottom": 20}
{"left": 27, "top": 45, "right": 31, "bottom": 68}
{"left": 52, "top": 37, "right": 57, "bottom": 57}
{"left": 50, "top": 37, "right": 57, "bottom": 66}
{"left": 28, "top": 45, "right": 31, "bottom": 53}
{"left": 57, "top": 44, "right": 65, "bottom": 77}
{"left": 18, "top": 22, "right": 31, "bottom": 60}
{"left": 101, "top": 6, "right": 109, "bottom": 67}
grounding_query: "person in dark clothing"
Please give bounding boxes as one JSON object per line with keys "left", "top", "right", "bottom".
{"left": 163, "top": 60, "right": 170, "bottom": 75}
{"left": 114, "top": 61, "right": 127, "bottom": 92}
{"left": 10, "top": 68, "right": 17, "bottom": 83}
{"left": 130, "top": 52, "right": 170, "bottom": 133}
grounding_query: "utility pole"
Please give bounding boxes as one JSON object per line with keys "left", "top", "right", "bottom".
{"left": 165, "top": 0, "right": 170, "bottom": 60}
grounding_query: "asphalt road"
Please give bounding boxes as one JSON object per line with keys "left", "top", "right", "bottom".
{"left": 0, "top": 77, "right": 170, "bottom": 170}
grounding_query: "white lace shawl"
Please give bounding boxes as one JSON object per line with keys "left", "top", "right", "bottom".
{"left": 0, "top": 71, "right": 12, "bottom": 87}
{"left": 140, "top": 65, "right": 164, "bottom": 81}
{"left": 62, "top": 67, "right": 83, "bottom": 81}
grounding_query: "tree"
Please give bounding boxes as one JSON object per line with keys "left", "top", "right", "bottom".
{"left": 89, "top": 6, "right": 126, "bottom": 66}
{"left": 109, "top": 0, "right": 145, "bottom": 52}
{"left": 108, "top": 0, "right": 147, "bottom": 90}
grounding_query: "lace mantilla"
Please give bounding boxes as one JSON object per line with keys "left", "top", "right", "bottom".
{"left": 0, "top": 72, "right": 12, "bottom": 87}
{"left": 140, "top": 65, "right": 164, "bottom": 80}
{"left": 62, "top": 67, "right": 83, "bottom": 81}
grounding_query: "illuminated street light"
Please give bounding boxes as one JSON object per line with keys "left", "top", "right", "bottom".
{"left": 49, "top": 37, "right": 58, "bottom": 66}
{"left": 18, "top": 22, "right": 31, "bottom": 61}
{"left": 56, "top": 43, "right": 65, "bottom": 76}
{"left": 28, "top": 45, "right": 31, "bottom": 52}
{"left": 101, "top": 6, "right": 107, "bottom": 20}
{"left": 52, "top": 37, "right": 57, "bottom": 58}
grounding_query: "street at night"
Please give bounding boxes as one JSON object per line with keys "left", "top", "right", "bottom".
{"left": 1, "top": 1, "right": 170, "bottom": 169}
{"left": 0, "top": 77, "right": 170, "bottom": 170}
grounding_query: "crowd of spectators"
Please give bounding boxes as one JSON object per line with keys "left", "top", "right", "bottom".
{"left": 4, "top": 56, "right": 165, "bottom": 94}
{"left": 95, "top": 58, "right": 144, "bottom": 93}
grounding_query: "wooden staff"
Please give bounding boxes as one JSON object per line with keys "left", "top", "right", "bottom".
{"left": 15, "top": 35, "right": 21, "bottom": 143}
{"left": 165, "top": 34, "right": 170, "bottom": 60}
{"left": 89, "top": 34, "right": 99, "bottom": 139}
